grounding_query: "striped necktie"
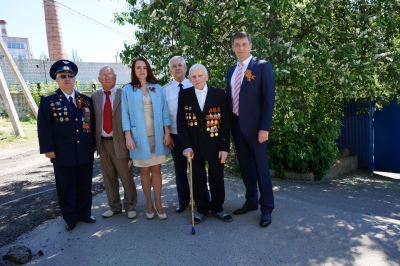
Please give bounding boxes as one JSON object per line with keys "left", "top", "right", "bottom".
{"left": 233, "top": 62, "right": 244, "bottom": 115}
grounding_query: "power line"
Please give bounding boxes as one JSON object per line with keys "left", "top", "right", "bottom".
{"left": 43, "top": 0, "right": 135, "bottom": 40}
{"left": 56, "top": 1, "right": 135, "bottom": 40}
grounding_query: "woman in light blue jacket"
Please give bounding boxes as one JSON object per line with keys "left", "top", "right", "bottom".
{"left": 121, "top": 57, "right": 171, "bottom": 220}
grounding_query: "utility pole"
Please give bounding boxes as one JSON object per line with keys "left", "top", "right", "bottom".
{"left": 0, "top": 68, "right": 24, "bottom": 137}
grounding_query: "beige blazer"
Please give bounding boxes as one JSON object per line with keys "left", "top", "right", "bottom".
{"left": 92, "top": 88, "right": 129, "bottom": 159}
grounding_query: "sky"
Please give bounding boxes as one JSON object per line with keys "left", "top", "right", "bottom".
{"left": 0, "top": 0, "right": 136, "bottom": 63}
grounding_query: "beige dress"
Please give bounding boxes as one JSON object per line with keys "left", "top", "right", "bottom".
{"left": 132, "top": 93, "right": 166, "bottom": 167}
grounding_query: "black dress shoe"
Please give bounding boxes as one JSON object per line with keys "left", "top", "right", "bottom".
{"left": 260, "top": 213, "right": 272, "bottom": 228}
{"left": 66, "top": 223, "right": 76, "bottom": 231}
{"left": 82, "top": 216, "right": 96, "bottom": 223}
{"left": 233, "top": 204, "right": 258, "bottom": 215}
{"left": 175, "top": 204, "right": 188, "bottom": 213}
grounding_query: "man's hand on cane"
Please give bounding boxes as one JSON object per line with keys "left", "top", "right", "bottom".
{"left": 183, "top": 148, "right": 194, "bottom": 161}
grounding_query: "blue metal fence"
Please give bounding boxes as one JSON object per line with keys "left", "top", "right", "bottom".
{"left": 373, "top": 100, "right": 400, "bottom": 173}
{"left": 336, "top": 101, "right": 374, "bottom": 172}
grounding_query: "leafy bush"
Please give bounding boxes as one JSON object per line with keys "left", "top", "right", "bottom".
{"left": 114, "top": 0, "right": 400, "bottom": 179}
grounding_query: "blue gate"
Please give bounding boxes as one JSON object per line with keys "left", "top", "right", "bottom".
{"left": 337, "top": 101, "right": 374, "bottom": 172}
{"left": 374, "top": 100, "right": 400, "bottom": 173}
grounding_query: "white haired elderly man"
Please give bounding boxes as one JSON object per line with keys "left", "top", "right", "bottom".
{"left": 163, "top": 56, "right": 209, "bottom": 213}
{"left": 176, "top": 63, "right": 232, "bottom": 224}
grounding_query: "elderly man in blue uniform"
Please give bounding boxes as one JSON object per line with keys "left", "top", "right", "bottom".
{"left": 226, "top": 32, "right": 276, "bottom": 228}
{"left": 177, "top": 64, "right": 232, "bottom": 224}
{"left": 38, "top": 60, "right": 96, "bottom": 231}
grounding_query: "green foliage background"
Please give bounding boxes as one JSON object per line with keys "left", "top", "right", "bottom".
{"left": 114, "top": 0, "right": 400, "bottom": 179}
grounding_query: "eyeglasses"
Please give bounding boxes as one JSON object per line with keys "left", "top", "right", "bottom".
{"left": 99, "top": 73, "right": 115, "bottom": 79}
{"left": 57, "top": 74, "right": 75, "bottom": 79}
{"left": 171, "top": 64, "right": 184, "bottom": 69}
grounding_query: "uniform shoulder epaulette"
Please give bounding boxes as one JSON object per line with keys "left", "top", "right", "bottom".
{"left": 43, "top": 91, "right": 57, "bottom": 97}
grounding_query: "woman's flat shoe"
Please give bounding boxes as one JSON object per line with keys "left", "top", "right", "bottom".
{"left": 146, "top": 212, "right": 154, "bottom": 220}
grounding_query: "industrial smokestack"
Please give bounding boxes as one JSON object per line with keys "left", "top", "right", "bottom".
{"left": 43, "top": 0, "right": 66, "bottom": 61}
{"left": 0, "top": 20, "right": 8, "bottom": 37}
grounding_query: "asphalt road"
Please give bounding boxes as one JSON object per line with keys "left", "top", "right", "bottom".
{"left": 0, "top": 147, "right": 399, "bottom": 266}
{"left": 0, "top": 147, "right": 105, "bottom": 248}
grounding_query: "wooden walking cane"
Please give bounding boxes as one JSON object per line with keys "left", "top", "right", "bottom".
{"left": 189, "top": 151, "right": 195, "bottom": 235}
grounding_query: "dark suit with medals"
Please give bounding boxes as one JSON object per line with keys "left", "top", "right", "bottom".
{"left": 38, "top": 88, "right": 95, "bottom": 226}
{"left": 226, "top": 57, "right": 275, "bottom": 215}
{"left": 177, "top": 85, "right": 230, "bottom": 215}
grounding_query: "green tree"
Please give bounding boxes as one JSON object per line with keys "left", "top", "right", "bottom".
{"left": 114, "top": 0, "right": 400, "bottom": 179}
{"left": 91, "top": 79, "right": 98, "bottom": 91}
{"left": 38, "top": 51, "right": 48, "bottom": 60}
{"left": 69, "top": 49, "right": 82, "bottom": 62}
{"left": 74, "top": 79, "right": 81, "bottom": 91}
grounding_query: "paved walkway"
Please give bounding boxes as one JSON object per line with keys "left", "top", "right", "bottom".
{"left": 1, "top": 162, "right": 399, "bottom": 266}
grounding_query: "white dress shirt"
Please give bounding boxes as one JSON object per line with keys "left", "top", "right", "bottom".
{"left": 195, "top": 84, "right": 208, "bottom": 112}
{"left": 101, "top": 86, "right": 116, "bottom": 137}
{"left": 62, "top": 90, "right": 76, "bottom": 106}
{"left": 163, "top": 78, "right": 192, "bottom": 134}
{"left": 230, "top": 55, "right": 253, "bottom": 111}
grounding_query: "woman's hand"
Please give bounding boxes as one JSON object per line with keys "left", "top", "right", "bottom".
{"left": 125, "top": 130, "right": 135, "bottom": 150}
{"left": 163, "top": 126, "right": 172, "bottom": 148}
{"left": 164, "top": 133, "right": 172, "bottom": 147}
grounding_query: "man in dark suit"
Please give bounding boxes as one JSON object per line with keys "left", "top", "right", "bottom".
{"left": 226, "top": 32, "right": 276, "bottom": 228}
{"left": 177, "top": 63, "right": 232, "bottom": 224}
{"left": 163, "top": 56, "right": 210, "bottom": 213}
{"left": 92, "top": 66, "right": 138, "bottom": 219}
{"left": 163, "top": 56, "right": 193, "bottom": 213}
{"left": 37, "top": 60, "right": 96, "bottom": 231}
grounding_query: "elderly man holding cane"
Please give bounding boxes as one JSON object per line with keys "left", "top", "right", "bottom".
{"left": 177, "top": 63, "right": 232, "bottom": 224}
{"left": 163, "top": 56, "right": 210, "bottom": 213}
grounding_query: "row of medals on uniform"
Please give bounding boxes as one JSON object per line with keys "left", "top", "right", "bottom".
{"left": 51, "top": 95, "right": 71, "bottom": 123}
{"left": 50, "top": 95, "right": 91, "bottom": 133}
{"left": 185, "top": 106, "right": 222, "bottom": 137}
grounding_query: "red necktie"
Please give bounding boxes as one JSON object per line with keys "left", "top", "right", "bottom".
{"left": 103, "top": 91, "right": 112, "bottom": 134}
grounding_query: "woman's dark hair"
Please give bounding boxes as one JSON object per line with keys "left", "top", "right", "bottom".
{"left": 130, "top": 56, "right": 158, "bottom": 89}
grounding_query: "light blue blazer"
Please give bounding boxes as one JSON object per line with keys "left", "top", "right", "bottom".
{"left": 121, "top": 83, "right": 171, "bottom": 160}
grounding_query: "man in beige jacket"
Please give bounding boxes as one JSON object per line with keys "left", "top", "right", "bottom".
{"left": 92, "top": 66, "right": 138, "bottom": 219}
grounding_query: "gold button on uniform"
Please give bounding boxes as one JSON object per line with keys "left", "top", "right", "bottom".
{"left": 75, "top": 118, "right": 78, "bottom": 121}
{"left": 77, "top": 141, "right": 80, "bottom": 143}
{"left": 76, "top": 130, "right": 79, "bottom": 132}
